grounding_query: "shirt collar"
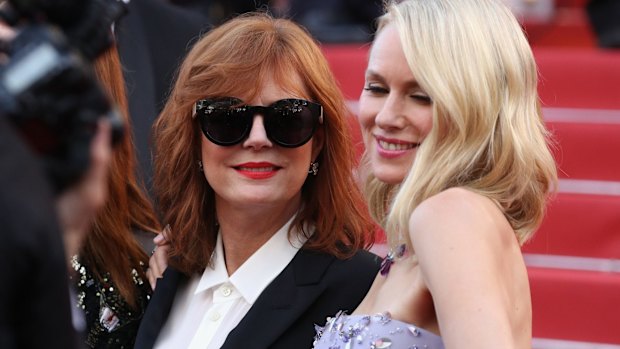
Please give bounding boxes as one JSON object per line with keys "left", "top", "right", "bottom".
{"left": 194, "top": 233, "right": 229, "bottom": 295}
{"left": 194, "top": 215, "right": 308, "bottom": 304}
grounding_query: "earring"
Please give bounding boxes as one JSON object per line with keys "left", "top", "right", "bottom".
{"left": 308, "top": 161, "right": 319, "bottom": 176}
{"left": 198, "top": 160, "right": 204, "bottom": 172}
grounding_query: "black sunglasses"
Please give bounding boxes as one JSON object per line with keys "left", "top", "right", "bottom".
{"left": 193, "top": 97, "right": 323, "bottom": 148}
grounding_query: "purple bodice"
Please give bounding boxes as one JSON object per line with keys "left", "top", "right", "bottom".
{"left": 313, "top": 311, "right": 444, "bottom": 349}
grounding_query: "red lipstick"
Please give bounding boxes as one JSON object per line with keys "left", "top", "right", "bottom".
{"left": 234, "top": 162, "right": 279, "bottom": 179}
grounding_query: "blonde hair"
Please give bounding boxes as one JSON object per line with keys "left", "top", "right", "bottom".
{"left": 364, "top": 0, "right": 557, "bottom": 246}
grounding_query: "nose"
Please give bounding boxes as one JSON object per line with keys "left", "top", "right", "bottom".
{"left": 375, "top": 94, "right": 407, "bottom": 130}
{"left": 242, "top": 114, "right": 273, "bottom": 150}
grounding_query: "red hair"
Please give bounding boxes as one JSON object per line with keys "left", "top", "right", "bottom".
{"left": 153, "top": 12, "right": 375, "bottom": 275}
{"left": 80, "top": 44, "right": 161, "bottom": 307}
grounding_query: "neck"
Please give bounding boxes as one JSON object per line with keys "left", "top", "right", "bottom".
{"left": 216, "top": 197, "right": 301, "bottom": 275}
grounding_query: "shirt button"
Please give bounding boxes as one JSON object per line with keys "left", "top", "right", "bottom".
{"left": 209, "top": 311, "right": 221, "bottom": 321}
{"left": 221, "top": 286, "right": 232, "bottom": 297}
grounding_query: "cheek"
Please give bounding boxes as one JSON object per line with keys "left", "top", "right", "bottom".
{"left": 419, "top": 110, "right": 434, "bottom": 138}
{"left": 293, "top": 143, "right": 314, "bottom": 168}
{"left": 200, "top": 139, "right": 212, "bottom": 164}
{"left": 200, "top": 139, "right": 228, "bottom": 171}
{"left": 357, "top": 97, "right": 378, "bottom": 133}
{"left": 357, "top": 97, "right": 383, "bottom": 149}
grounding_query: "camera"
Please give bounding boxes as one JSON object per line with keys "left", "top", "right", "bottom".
{"left": 0, "top": 0, "right": 127, "bottom": 192}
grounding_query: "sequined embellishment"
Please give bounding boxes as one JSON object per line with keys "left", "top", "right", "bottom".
{"left": 70, "top": 255, "right": 151, "bottom": 348}
{"left": 379, "top": 244, "right": 407, "bottom": 276}
{"left": 313, "top": 310, "right": 444, "bottom": 349}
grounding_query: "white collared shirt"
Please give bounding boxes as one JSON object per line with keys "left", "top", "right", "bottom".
{"left": 154, "top": 216, "right": 307, "bottom": 349}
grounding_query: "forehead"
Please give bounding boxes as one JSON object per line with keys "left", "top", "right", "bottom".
{"left": 369, "top": 24, "right": 404, "bottom": 65}
{"left": 366, "top": 24, "right": 417, "bottom": 86}
{"left": 240, "top": 67, "right": 311, "bottom": 103}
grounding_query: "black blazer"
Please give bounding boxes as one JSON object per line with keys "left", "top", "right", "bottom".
{"left": 135, "top": 248, "right": 380, "bottom": 349}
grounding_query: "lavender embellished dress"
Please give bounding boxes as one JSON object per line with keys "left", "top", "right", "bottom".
{"left": 312, "top": 311, "right": 444, "bottom": 349}
{"left": 312, "top": 245, "right": 445, "bottom": 349}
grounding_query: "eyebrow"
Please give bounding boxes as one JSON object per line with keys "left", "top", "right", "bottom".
{"left": 364, "top": 69, "right": 422, "bottom": 89}
{"left": 364, "top": 69, "right": 383, "bottom": 79}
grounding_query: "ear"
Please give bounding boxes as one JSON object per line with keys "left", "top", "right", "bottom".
{"left": 311, "top": 127, "right": 325, "bottom": 161}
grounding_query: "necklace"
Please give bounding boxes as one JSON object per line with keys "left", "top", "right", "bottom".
{"left": 379, "top": 243, "right": 407, "bottom": 276}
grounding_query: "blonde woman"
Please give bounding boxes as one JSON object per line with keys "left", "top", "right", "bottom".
{"left": 313, "top": 0, "right": 557, "bottom": 348}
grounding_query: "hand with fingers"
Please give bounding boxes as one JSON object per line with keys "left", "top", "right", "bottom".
{"left": 147, "top": 224, "right": 171, "bottom": 290}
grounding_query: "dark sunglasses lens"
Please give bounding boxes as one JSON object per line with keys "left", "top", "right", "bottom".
{"left": 198, "top": 100, "right": 250, "bottom": 146}
{"left": 266, "top": 100, "right": 319, "bottom": 147}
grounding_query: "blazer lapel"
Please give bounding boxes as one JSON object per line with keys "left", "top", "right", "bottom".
{"left": 221, "top": 249, "right": 335, "bottom": 349}
{"left": 134, "top": 268, "right": 186, "bottom": 349}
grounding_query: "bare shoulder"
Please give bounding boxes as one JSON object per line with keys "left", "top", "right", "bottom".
{"left": 408, "top": 187, "right": 521, "bottom": 304}
{"left": 409, "top": 187, "right": 511, "bottom": 247}
{"left": 409, "top": 187, "right": 501, "bottom": 226}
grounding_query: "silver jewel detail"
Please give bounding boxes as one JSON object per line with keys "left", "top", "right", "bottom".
{"left": 308, "top": 161, "right": 319, "bottom": 175}
{"left": 371, "top": 338, "right": 393, "bottom": 348}
{"left": 408, "top": 326, "right": 421, "bottom": 337}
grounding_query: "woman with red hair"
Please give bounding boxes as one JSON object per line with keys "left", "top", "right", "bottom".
{"left": 135, "top": 12, "right": 379, "bottom": 349}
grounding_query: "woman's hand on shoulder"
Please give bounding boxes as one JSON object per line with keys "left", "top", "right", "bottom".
{"left": 409, "top": 187, "right": 524, "bottom": 348}
{"left": 146, "top": 225, "right": 171, "bottom": 290}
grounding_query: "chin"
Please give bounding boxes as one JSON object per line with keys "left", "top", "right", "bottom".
{"left": 373, "top": 170, "right": 405, "bottom": 185}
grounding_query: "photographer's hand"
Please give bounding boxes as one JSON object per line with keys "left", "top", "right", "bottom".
{"left": 56, "top": 119, "right": 112, "bottom": 264}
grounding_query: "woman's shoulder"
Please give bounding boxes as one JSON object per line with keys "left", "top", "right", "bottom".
{"left": 325, "top": 248, "right": 381, "bottom": 280}
{"left": 419, "top": 186, "right": 489, "bottom": 209}
{"left": 412, "top": 187, "right": 501, "bottom": 223}
{"left": 350, "top": 249, "right": 382, "bottom": 268}
{"left": 409, "top": 187, "right": 511, "bottom": 245}
{"left": 316, "top": 250, "right": 380, "bottom": 306}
